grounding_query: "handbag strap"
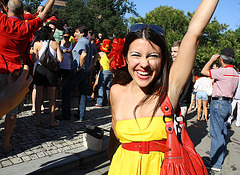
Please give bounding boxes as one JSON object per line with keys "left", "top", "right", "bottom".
{"left": 42, "top": 40, "right": 50, "bottom": 57}
{"left": 160, "top": 95, "right": 184, "bottom": 141}
{"left": 160, "top": 95, "right": 174, "bottom": 120}
{"left": 46, "top": 40, "right": 50, "bottom": 51}
{"left": 45, "top": 40, "right": 57, "bottom": 59}
{"left": 160, "top": 95, "right": 183, "bottom": 123}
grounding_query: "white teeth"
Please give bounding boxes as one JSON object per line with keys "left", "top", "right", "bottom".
{"left": 137, "top": 71, "right": 150, "bottom": 76}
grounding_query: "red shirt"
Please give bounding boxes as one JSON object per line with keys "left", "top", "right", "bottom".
{"left": 24, "top": 13, "right": 35, "bottom": 20}
{"left": 32, "top": 12, "right": 38, "bottom": 18}
{"left": 46, "top": 16, "right": 57, "bottom": 22}
{"left": 0, "top": 12, "right": 42, "bottom": 74}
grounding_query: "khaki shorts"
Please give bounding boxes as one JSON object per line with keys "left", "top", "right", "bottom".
{"left": 0, "top": 74, "right": 24, "bottom": 116}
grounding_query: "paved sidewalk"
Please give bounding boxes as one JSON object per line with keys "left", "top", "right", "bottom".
{"left": 0, "top": 98, "right": 112, "bottom": 174}
{"left": 186, "top": 110, "right": 240, "bottom": 175}
{"left": 0, "top": 99, "right": 240, "bottom": 174}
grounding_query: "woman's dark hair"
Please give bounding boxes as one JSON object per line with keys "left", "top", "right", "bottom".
{"left": 35, "top": 26, "right": 52, "bottom": 41}
{"left": 91, "top": 34, "right": 100, "bottom": 41}
{"left": 69, "top": 27, "right": 75, "bottom": 36}
{"left": 24, "top": 6, "right": 32, "bottom": 13}
{"left": 47, "top": 21, "right": 56, "bottom": 28}
{"left": 55, "top": 19, "right": 64, "bottom": 30}
{"left": 212, "top": 62, "right": 220, "bottom": 69}
{"left": 195, "top": 70, "right": 203, "bottom": 77}
{"left": 63, "top": 29, "right": 70, "bottom": 35}
{"left": 113, "top": 25, "right": 170, "bottom": 119}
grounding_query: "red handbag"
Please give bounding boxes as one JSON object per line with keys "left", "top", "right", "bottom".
{"left": 160, "top": 96, "right": 208, "bottom": 175}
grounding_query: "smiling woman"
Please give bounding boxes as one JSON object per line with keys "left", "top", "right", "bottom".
{"left": 126, "top": 38, "right": 162, "bottom": 90}
{"left": 107, "top": 0, "right": 219, "bottom": 174}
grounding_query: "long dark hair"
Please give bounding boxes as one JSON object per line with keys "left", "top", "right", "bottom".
{"left": 35, "top": 26, "right": 52, "bottom": 41}
{"left": 113, "top": 25, "right": 170, "bottom": 118}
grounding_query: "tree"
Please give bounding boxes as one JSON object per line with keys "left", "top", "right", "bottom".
{"left": 22, "top": 0, "right": 43, "bottom": 13}
{"left": 196, "top": 17, "right": 229, "bottom": 69}
{"left": 59, "top": 0, "right": 138, "bottom": 38}
{"left": 130, "top": 6, "right": 188, "bottom": 49}
{"left": 232, "top": 27, "right": 240, "bottom": 66}
{"left": 130, "top": 7, "right": 240, "bottom": 69}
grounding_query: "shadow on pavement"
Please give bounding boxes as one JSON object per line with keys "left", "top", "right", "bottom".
{"left": 0, "top": 98, "right": 112, "bottom": 164}
{"left": 186, "top": 119, "right": 208, "bottom": 147}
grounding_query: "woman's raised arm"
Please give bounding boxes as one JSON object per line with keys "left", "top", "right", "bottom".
{"left": 169, "top": 0, "right": 219, "bottom": 108}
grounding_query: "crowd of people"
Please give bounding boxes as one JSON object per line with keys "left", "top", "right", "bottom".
{"left": 0, "top": 0, "right": 115, "bottom": 154}
{"left": 0, "top": 0, "right": 239, "bottom": 173}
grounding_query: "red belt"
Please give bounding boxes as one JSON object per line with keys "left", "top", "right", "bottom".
{"left": 122, "top": 140, "right": 170, "bottom": 154}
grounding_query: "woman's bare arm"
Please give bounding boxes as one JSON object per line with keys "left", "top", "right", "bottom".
{"left": 169, "top": 0, "right": 219, "bottom": 108}
{"left": 55, "top": 41, "right": 63, "bottom": 63}
{"left": 107, "top": 85, "right": 120, "bottom": 160}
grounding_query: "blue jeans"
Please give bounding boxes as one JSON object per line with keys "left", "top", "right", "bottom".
{"left": 210, "top": 99, "right": 231, "bottom": 169}
{"left": 62, "top": 70, "right": 90, "bottom": 120}
{"left": 96, "top": 70, "right": 113, "bottom": 106}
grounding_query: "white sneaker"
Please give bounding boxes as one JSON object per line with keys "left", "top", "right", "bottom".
{"left": 227, "top": 117, "right": 232, "bottom": 124}
{"left": 211, "top": 167, "right": 221, "bottom": 172}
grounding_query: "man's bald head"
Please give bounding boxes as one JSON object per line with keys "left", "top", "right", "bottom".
{"left": 7, "top": 0, "right": 23, "bottom": 16}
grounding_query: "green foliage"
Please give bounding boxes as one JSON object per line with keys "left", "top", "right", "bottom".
{"left": 130, "top": 6, "right": 188, "bottom": 49}
{"left": 59, "top": 0, "right": 138, "bottom": 38}
{"left": 22, "top": 0, "right": 42, "bottom": 13}
{"left": 130, "top": 7, "right": 240, "bottom": 69}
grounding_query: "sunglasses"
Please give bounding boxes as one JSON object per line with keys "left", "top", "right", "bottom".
{"left": 1, "top": 39, "right": 24, "bottom": 82}
{"left": 130, "top": 23, "right": 165, "bottom": 37}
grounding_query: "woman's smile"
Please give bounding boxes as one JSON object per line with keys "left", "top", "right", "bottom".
{"left": 135, "top": 69, "right": 152, "bottom": 80}
{"left": 127, "top": 38, "right": 162, "bottom": 88}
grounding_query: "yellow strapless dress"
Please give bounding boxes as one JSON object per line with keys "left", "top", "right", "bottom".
{"left": 108, "top": 117, "right": 170, "bottom": 175}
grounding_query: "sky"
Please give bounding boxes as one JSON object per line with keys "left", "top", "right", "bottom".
{"left": 42, "top": 0, "right": 240, "bottom": 31}
{"left": 128, "top": 0, "right": 240, "bottom": 31}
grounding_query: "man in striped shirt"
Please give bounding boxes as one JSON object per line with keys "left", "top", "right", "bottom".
{"left": 201, "top": 48, "right": 239, "bottom": 172}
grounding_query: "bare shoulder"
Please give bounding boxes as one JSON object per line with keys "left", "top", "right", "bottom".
{"left": 33, "top": 41, "right": 42, "bottom": 50}
{"left": 110, "top": 84, "right": 128, "bottom": 106}
{"left": 110, "top": 84, "right": 128, "bottom": 121}
{"left": 50, "top": 41, "right": 59, "bottom": 50}
{"left": 110, "top": 84, "right": 126, "bottom": 99}
{"left": 34, "top": 41, "right": 41, "bottom": 46}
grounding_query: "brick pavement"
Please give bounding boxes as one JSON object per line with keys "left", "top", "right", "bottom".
{"left": 0, "top": 98, "right": 112, "bottom": 169}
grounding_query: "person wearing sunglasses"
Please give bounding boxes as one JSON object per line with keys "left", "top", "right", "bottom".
{"left": 0, "top": 0, "right": 56, "bottom": 154}
{"left": 107, "top": 0, "right": 219, "bottom": 174}
{"left": 59, "top": 29, "right": 74, "bottom": 86}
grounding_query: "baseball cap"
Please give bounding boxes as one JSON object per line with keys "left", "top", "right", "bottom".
{"left": 220, "top": 47, "right": 235, "bottom": 59}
